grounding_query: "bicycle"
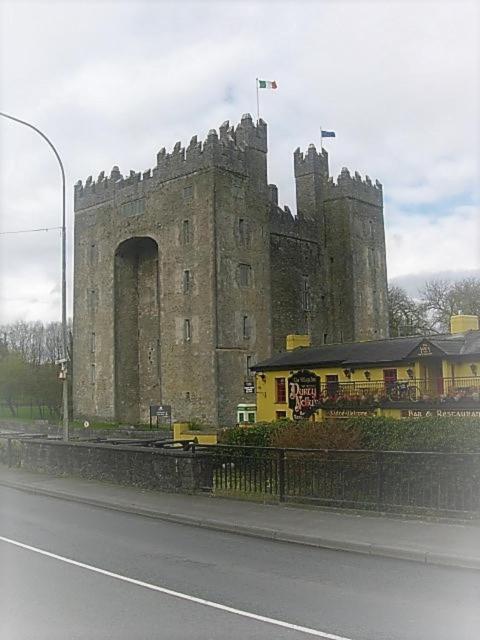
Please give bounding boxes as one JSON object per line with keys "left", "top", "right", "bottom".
{"left": 386, "top": 381, "right": 420, "bottom": 402}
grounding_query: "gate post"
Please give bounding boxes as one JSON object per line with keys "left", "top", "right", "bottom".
{"left": 277, "top": 448, "right": 286, "bottom": 502}
{"left": 376, "top": 451, "right": 385, "bottom": 511}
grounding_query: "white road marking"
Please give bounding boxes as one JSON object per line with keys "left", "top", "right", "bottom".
{"left": 0, "top": 534, "right": 355, "bottom": 640}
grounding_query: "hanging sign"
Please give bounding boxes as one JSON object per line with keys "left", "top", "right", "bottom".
{"left": 288, "top": 370, "right": 320, "bottom": 419}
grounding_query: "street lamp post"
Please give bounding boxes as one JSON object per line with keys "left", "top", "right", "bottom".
{"left": 0, "top": 111, "right": 69, "bottom": 440}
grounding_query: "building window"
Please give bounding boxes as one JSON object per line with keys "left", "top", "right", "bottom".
{"left": 246, "top": 354, "right": 254, "bottom": 378}
{"left": 90, "top": 332, "right": 96, "bottom": 353}
{"left": 183, "top": 185, "right": 193, "bottom": 200}
{"left": 120, "top": 199, "right": 145, "bottom": 217}
{"left": 238, "top": 218, "right": 250, "bottom": 246}
{"left": 182, "top": 219, "right": 191, "bottom": 245}
{"left": 302, "top": 276, "right": 311, "bottom": 311}
{"left": 323, "top": 333, "right": 328, "bottom": 344}
{"left": 275, "top": 378, "right": 286, "bottom": 404}
{"left": 88, "top": 289, "right": 98, "bottom": 313}
{"left": 238, "top": 263, "right": 252, "bottom": 287}
{"left": 242, "top": 315, "right": 251, "bottom": 340}
{"left": 184, "top": 319, "right": 191, "bottom": 342}
{"left": 185, "top": 391, "right": 191, "bottom": 401}
{"left": 183, "top": 270, "right": 191, "bottom": 294}
{"left": 383, "top": 369, "right": 398, "bottom": 385}
{"left": 238, "top": 412, "right": 245, "bottom": 422}
{"left": 90, "top": 364, "right": 96, "bottom": 384}
{"left": 276, "top": 410, "right": 287, "bottom": 419}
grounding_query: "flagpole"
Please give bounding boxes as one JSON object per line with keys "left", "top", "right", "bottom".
{"left": 320, "top": 125, "right": 323, "bottom": 152}
{"left": 256, "top": 77, "right": 260, "bottom": 122}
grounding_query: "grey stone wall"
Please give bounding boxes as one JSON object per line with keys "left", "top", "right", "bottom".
{"left": 0, "top": 438, "right": 213, "bottom": 493}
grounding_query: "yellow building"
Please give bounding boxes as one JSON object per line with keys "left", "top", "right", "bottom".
{"left": 252, "top": 315, "right": 480, "bottom": 421}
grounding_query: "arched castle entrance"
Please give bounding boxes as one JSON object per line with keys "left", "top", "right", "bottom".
{"left": 114, "top": 237, "right": 160, "bottom": 423}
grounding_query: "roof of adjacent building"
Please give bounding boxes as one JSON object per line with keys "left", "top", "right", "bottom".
{"left": 251, "top": 330, "right": 480, "bottom": 371}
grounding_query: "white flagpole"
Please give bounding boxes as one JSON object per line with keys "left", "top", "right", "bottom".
{"left": 256, "top": 77, "right": 260, "bottom": 122}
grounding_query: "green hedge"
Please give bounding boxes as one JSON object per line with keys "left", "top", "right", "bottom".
{"left": 219, "top": 417, "right": 480, "bottom": 452}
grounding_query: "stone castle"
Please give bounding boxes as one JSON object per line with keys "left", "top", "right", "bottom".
{"left": 73, "top": 115, "right": 388, "bottom": 426}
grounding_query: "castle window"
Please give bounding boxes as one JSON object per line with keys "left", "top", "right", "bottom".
{"left": 301, "top": 276, "right": 311, "bottom": 311}
{"left": 184, "top": 319, "right": 191, "bottom": 342}
{"left": 90, "top": 364, "right": 96, "bottom": 384}
{"left": 88, "top": 289, "right": 98, "bottom": 313}
{"left": 242, "top": 315, "right": 251, "bottom": 340}
{"left": 275, "top": 378, "right": 286, "bottom": 404}
{"left": 120, "top": 199, "right": 145, "bottom": 217}
{"left": 238, "top": 264, "right": 252, "bottom": 287}
{"left": 182, "top": 220, "right": 191, "bottom": 245}
{"left": 183, "top": 270, "right": 191, "bottom": 294}
{"left": 239, "top": 218, "right": 245, "bottom": 242}
{"left": 90, "top": 332, "right": 96, "bottom": 354}
{"left": 323, "top": 333, "right": 328, "bottom": 344}
{"left": 245, "top": 354, "right": 254, "bottom": 378}
{"left": 183, "top": 185, "right": 193, "bottom": 200}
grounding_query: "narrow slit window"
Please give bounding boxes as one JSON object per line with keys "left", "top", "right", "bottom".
{"left": 183, "top": 220, "right": 191, "bottom": 245}
{"left": 243, "top": 315, "right": 251, "bottom": 340}
{"left": 184, "top": 319, "right": 191, "bottom": 342}
{"left": 183, "top": 270, "right": 191, "bottom": 294}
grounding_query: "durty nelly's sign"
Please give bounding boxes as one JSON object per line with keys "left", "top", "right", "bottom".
{"left": 401, "top": 409, "right": 480, "bottom": 418}
{"left": 288, "top": 370, "right": 320, "bottom": 419}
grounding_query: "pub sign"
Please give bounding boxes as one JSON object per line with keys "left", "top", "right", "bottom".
{"left": 288, "top": 370, "right": 320, "bottom": 419}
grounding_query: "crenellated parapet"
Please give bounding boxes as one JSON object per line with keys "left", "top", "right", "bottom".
{"left": 269, "top": 202, "right": 319, "bottom": 241}
{"left": 294, "top": 144, "right": 329, "bottom": 178}
{"left": 74, "top": 114, "right": 267, "bottom": 212}
{"left": 324, "top": 167, "right": 383, "bottom": 207}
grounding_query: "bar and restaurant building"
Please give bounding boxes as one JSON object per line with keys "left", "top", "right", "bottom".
{"left": 251, "top": 315, "right": 480, "bottom": 421}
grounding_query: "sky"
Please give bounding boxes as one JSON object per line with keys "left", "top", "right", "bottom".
{"left": 0, "top": 0, "right": 479, "bottom": 323}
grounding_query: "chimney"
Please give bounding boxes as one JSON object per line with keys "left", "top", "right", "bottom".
{"left": 286, "top": 334, "right": 311, "bottom": 351}
{"left": 450, "top": 314, "right": 479, "bottom": 334}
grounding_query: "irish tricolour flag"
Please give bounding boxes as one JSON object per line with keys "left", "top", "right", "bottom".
{"left": 258, "top": 79, "right": 277, "bottom": 89}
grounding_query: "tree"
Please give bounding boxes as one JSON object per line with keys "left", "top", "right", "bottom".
{"left": 387, "top": 286, "right": 432, "bottom": 336}
{"left": 421, "top": 278, "right": 480, "bottom": 333}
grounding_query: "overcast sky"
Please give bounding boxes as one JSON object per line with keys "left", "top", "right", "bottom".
{"left": 0, "top": 0, "right": 479, "bottom": 324}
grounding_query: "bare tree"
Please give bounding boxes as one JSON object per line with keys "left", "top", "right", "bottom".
{"left": 421, "top": 278, "right": 480, "bottom": 332}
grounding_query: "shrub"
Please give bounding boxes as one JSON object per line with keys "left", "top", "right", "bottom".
{"left": 219, "top": 416, "right": 480, "bottom": 452}
{"left": 271, "top": 420, "right": 363, "bottom": 450}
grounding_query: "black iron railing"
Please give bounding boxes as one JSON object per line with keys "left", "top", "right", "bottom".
{"left": 313, "top": 377, "right": 480, "bottom": 408}
{"left": 199, "top": 444, "right": 480, "bottom": 516}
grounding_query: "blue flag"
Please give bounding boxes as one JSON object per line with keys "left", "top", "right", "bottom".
{"left": 321, "top": 130, "right": 336, "bottom": 138}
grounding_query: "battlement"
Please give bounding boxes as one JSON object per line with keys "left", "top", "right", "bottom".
{"left": 294, "top": 144, "right": 329, "bottom": 178}
{"left": 269, "top": 202, "right": 319, "bottom": 241}
{"left": 324, "top": 167, "right": 383, "bottom": 207}
{"left": 74, "top": 115, "right": 267, "bottom": 211}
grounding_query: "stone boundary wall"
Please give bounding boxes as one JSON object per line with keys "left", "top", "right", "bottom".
{"left": 0, "top": 437, "right": 213, "bottom": 494}
{"left": 0, "top": 421, "right": 169, "bottom": 440}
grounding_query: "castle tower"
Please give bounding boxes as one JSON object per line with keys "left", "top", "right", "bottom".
{"left": 323, "top": 168, "right": 389, "bottom": 342}
{"left": 73, "top": 115, "right": 272, "bottom": 426}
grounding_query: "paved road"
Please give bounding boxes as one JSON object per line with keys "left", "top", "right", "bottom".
{"left": 0, "top": 486, "right": 479, "bottom": 640}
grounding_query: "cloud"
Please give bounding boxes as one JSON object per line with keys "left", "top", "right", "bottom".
{"left": 0, "top": 0, "right": 478, "bottom": 323}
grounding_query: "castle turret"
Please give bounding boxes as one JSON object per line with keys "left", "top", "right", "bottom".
{"left": 294, "top": 144, "right": 329, "bottom": 221}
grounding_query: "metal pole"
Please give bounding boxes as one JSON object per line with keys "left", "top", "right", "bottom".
{"left": 255, "top": 78, "right": 260, "bottom": 123}
{"left": 0, "top": 111, "right": 69, "bottom": 440}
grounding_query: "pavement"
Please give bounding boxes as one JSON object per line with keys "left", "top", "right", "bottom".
{"left": 0, "top": 464, "right": 479, "bottom": 571}
{"left": 2, "top": 484, "right": 480, "bottom": 639}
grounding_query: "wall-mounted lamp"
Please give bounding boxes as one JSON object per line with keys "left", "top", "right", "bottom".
{"left": 470, "top": 364, "right": 478, "bottom": 376}
{"left": 259, "top": 373, "right": 266, "bottom": 382}
{"left": 343, "top": 369, "right": 351, "bottom": 379}
{"left": 406, "top": 368, "right": 414, "bottom": 380}
{"left": 364, "top": 370, "right": 371, "bottom": 381}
